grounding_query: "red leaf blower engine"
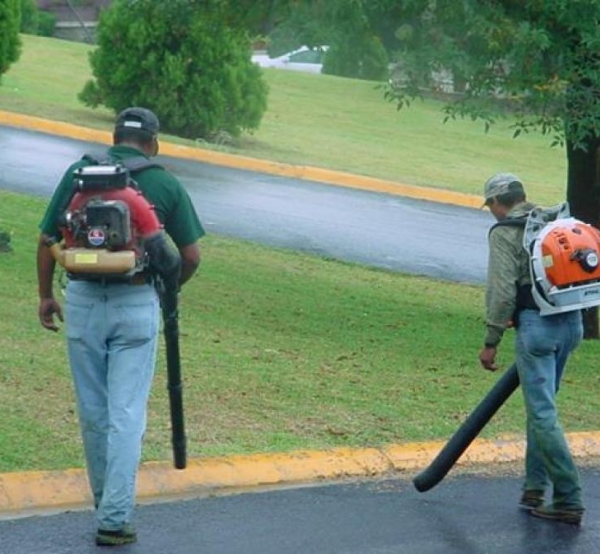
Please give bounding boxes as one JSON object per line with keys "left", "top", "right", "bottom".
{"left": 48, "top": 164, "right": 162, "bottom": 278}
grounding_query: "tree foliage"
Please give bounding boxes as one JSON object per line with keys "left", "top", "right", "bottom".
{"left": 262, "top": 0, "right": 395, "bottom": 81}
{"left": 322, "top": 35, "right": 388, "bottom": 81}
{"left": 319, "top": 0, "right": 389, "bottom": 81}
{"left": 386, "top": 0, "right": 600, "bottom": 150}
{"left": 79, "top": 0, "right": 268, "bottom": 140}
{"left": 20, "top": 0, "right": 56, "bottom": 37}
{"left": 0, "top": 0, "right": 21, "bottom": 80}
{"left": 220, "top": 0, "right": 284, "bottom": 37}
{"left": 19, "top": 0, "right": 37, "bottom": 34}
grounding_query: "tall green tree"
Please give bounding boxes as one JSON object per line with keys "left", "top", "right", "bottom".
{"left": 260, "top": 0, "right": 398, "bottom": 81}
{"left": 0, "top": 0, "right": 21, "bottom": 81}
{"left": 319, "top": 0, "right": 389, "bottom": 81}
{"left": 79, "top": 0, "right": 268, "bottom": 140}
{"left": 220, "top": 0, "right": 284, "bottom": 36}
{"left": 385, "top": 0, "right": 600, "bottom": 338}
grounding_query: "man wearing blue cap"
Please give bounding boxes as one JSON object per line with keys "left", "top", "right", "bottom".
{"left": 480, "top": 172, "right": 584, "bottom": 525}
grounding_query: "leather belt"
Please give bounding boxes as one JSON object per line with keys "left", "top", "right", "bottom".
{"left": 68, "top": 272, "right": 153, "bottom": 286}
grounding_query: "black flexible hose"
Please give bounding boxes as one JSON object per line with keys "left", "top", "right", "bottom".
{"left": 413, "top": 363, "right": 520, "bottom": 492}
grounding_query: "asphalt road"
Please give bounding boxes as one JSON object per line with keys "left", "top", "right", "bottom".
{"left": 0, "top": 125, "right": 491, "bottom": 284}
{"left": 2, "top": 468, "right": 600, "bottom": 554}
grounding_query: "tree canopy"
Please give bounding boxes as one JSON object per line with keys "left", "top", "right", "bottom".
{"left": 386, "top": 0, "right": 600, "bottom": 151}
{"left": 253, "top": 0, "right": 396, "bottom": 81}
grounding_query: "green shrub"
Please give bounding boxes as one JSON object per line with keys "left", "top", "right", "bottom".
{"left": 18, "top": 0, "right": 55, "bottom": 37}
{"left": 323, "top": 35, "right": 389, "bottom": 82}
{"left": 79, "top": 0, "right": 268, "bottom": 140}
{"left": 19, "top": 0, "right": 38, "bottom": 34}
{"left": 0, "top": 0, "right": 21, "bottom": 78}
{"left": 36, "top": 9, "right": 56, "bottom": 37}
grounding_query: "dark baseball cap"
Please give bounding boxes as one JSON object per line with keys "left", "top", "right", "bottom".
{"left": 115, "top": 107, "right": 160, "bottom": 135}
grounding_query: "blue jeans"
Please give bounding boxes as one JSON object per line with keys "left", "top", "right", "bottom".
{"left": 515, "top": 309, "right": 583, "bottom": 509}
{"left": 65, "top": 280, "right": 159, "bottom": 530}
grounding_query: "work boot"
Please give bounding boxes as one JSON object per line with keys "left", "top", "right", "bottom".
{"left": 531, "top": 504, "right": 584, "bottom": 526}
{"left": 519, "top": 489, "right": 545, "bottom": 510}
{"left": 95, "top": 524, "right": 137, "bottom": 546}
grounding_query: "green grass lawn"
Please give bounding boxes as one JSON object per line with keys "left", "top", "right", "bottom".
{"left": 0, "top": 35, "right": 597, "bottom": 473}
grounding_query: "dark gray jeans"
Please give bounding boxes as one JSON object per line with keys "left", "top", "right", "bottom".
{"left": 515, "top": 308, "right": 583, "bottom": 509}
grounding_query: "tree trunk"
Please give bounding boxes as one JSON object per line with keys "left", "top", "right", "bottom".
{"left": 566, "top": 136, "right": 600, "bottom": 339}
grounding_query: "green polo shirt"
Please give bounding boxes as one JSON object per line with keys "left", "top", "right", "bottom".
{"left": 39, "top": 145, "right": 205, "bottom": 248}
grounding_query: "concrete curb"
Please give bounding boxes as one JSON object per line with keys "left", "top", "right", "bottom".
{"left": 0, "top": 109, "right": 483, "bottom": 209}
{"left": 2, "top": 432, "right": 600, "bottom": 518}
{"left": 1, "top": 110, "right": 599, "bottom": 518}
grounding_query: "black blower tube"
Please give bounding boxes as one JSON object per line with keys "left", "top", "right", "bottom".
{"left": 148, "top": 232, "right": 186, "bottom": 469}
{"left": 161, "top": 283, "right": 187, "bottom": 470}
{"left": 413, "top": 363, "right": 520, "bottom": 493}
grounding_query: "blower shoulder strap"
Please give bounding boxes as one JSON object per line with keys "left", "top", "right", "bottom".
{"left": 120, "top": 156, "right": 164, "bottom": 174}
{"left": 80, "top": 153, "right": 163, "bottom": 174}
{"left": 489, "top": 203, "right": 570, "bottom": 238}
{"left": 488, "top": 216, "right": 528, "bottom": 236}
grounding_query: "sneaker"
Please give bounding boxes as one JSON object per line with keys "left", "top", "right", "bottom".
{"left": 519, "top": 489, "right": 545, "bottom": 510}
{"left": 531, "top": 504, "right": 584, "bottom": 526}
{"left": 95, "top": 524, "right": 137, "bottom": 546}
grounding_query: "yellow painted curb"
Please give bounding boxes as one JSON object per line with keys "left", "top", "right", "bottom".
{"left": 0, "top": 109, "right": 482, "bottom": 209}
{"left": 2, "top": 432, "right": 599, "bottom": 518}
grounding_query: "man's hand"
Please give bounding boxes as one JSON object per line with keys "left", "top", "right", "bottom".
{"left": 479, "top": 346, "right": 498, "bottom": 371}
{"left": 39, "top": 298, "right": 63, "bottom": 332}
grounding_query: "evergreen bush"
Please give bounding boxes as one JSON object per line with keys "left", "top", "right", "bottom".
{"left": 0, "top": 0, "right": 21, "bottom": 79}
{"left": 37, "top": 9, "right": 56, "bottom": 37}
{"left": 323, "top": 35, "right": 389, "bottom": 82}
{"left": 19, "top": 0, "right": 38, "bottom": 34}
{"left": 79, "top": 0, "right": 268, "bottom": 140}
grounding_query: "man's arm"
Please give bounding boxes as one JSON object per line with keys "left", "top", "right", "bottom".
{"left": 479, "top": 229, "right": 519, "bottom": 371}
{"left": 178, "top": 242, "right": 201, "bottom": 285}
{"left": 37, "top": 234, "right": 63, "bottom": 331}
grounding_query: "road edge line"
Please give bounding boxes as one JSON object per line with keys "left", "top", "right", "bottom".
{"left": 0, "top": 109, "right": 482, "bottom": 208}
{"left": 2, "top": 432, "right": 599, "bottom": 518}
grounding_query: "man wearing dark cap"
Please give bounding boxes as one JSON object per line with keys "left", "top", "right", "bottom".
{"left": 37, "top": 107, "right": 205, "bottom": 545}
{"left": 480, "top": 172, "right": 584, "bottom": 525}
